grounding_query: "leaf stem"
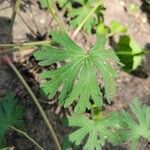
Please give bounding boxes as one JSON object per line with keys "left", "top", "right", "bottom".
{"left": 71, "top": 1, "right": 101, "bottom": 39}
{"left": 116, "top": 50, "right": 150, "bottom": 55}
{"left": 4, "top": 55, "right": 62, "bottom": 150}
{"left": 11, "top": 126, "right": 44, "bottom": 150}
{"left": 7, "top": 0, "right": 22, "bottom": 43}
{"left": 0, "top": 40, "right": 50, "bottom": 48}
{"left": 45, "top": 0, "right": 66, "bottom": 32}
{"left": 143, "top": 50, "right": 150, "bottom": 55}
{"left": 0, "top": 40, "right": 50, "bottom": 55}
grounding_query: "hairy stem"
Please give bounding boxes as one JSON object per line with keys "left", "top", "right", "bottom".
{"left": 71, "top": 2, "right": 101, "bottom": 39}
{"left": 7, "top": 0, "right": 22, "bottom": 43}
{"left": 11, "top": 126, "right": 44, "bottom": 150}
{"left": 45, "top": 0, "right": 66, "bottom": 32}
{"left": 4, "top": 55, "right": 61, "bottom": 150}
{"left": 0, "top": 40, "right": 50, "bottom": 48}
{"left": 0, "top": 40, "right": 50, "bottom": 54}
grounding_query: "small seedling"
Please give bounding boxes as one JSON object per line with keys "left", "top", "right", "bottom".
{"left": 96, "top": 21, "right": 127, "bottom": 35}
{"left": 109, "top": 21, "right": 127, "bottom": 35}
{"left": 128, "top": 3, "right": 139, "bottom": 13}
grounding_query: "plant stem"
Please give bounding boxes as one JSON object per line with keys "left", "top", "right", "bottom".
{"left": 7, "top": 0, "right": 22, "bottom": 43}
{"left": 4, "top": 55, "right": 61, "bottom": 150}
{"left": 71, "top": 1, "right": 101, "bottom": 39}
{"left": 11, "top": 126, "right": 44, "bottom": 150}
{"left": 45, "top": 0, "right": 65, "bottom": 32}
{"left": 0, "top": 40, "right": 50, "bottom": 54}
{"left": 145, "top": 50, "right": 150, "bottom": 55}
{"left": 116, "top": 50, "right": 150, "bottom": 55}
{"left": 0, "top": 40, "right": 50, "bottom": 48}
{"left": 53, "top": 0, "right": 67, "bottom": 31}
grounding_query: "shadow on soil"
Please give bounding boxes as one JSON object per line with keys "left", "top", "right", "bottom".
{"left": 6, "top": 0, "right": 33, "bottom": 12}
{"left": 141, "top": 0, "right": 150, "bottom": 23}
{"left": 0, "top": 16, "right": 11, "bottom": 44}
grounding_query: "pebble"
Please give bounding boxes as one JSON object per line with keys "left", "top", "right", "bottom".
{"left": 40, "top": 18, "right": 46, "bottom": 24}
{"left": 142, "top": 17, "right": 147, "bottom": 23}
{"left": 119, "top": 0, "right": 125, "bottom": 7}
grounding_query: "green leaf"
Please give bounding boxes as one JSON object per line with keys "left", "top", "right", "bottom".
{"left": 67, "top": 112, "right": 124, "bottom": 150}
{"left": 109, "top": 21, "right": 127, "bottom": 35}
{"left": 96, "top": 23, "right": 110, "bottom": 35}
{"left": 130, "top": 39, "right": 144, "bottom": 70}
{"left": 38, "top": 0, "right": 72, "bottom": 10}
{"left": 34, "top": 32, "right": 121, "bottom": 113}
{"left": 121, "top": 98, "right": 150, "bottom": 150}
{"left": 38, "top": 0, "right": 103, "bottom": 33}
{"left": 115, "top": 35, "right": 144, "bottom": 72}
{"left": 128, "top": 3, "right": 139, "bottom": 13}
{"left": 38, "top": 0, "right": 52, "bottom": 8}
{"left": 0, "top": 93, "right": 23, "bottom": 147}
{"left": 0, "top": 148, "right": 9, "bottom": 150}
{"left": 57, "top": 0, "right": 72, "bottom": 10}
{"left": 68, "top": 0, "right": 103, "bottom": 33}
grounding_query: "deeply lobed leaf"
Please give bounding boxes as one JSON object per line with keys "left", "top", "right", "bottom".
{"left": 68, "top": 0, "right": 103, "bottom": 33}
{"left": 34, "top": 32, "right": 121, "bottom": 113}
{"left": 0, "top": 93, "right": 23, "bottom": 147}
{"left": 38, "top": 0, "right": 103, "bottom": 33}
{"left": 67, "top": 98, "right": 150, "bottom": 149}
{"left": 121, "top": 98, "right": 150, "bottom": 150}
{"left": 67, "top": 112, "right": 124, "bottom": 150}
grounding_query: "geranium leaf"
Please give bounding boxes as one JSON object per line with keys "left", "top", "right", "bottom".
{"left": 121, "top": 98, "right": 150, "bottom": 150}
{"left": 0, "top": 93, "right": 23, "bottom": 147}
{"left": 34, "top": 32, "right": 121, "bottom": 113}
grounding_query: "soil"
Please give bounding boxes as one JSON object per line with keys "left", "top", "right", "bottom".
{"left": 0, "top": 0, "right": 150, "bottom": 150}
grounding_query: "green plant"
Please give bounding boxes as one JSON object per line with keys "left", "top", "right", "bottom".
{"left": 34, "top": 31, "right": 122, "bottom": 113}
{"left": 67, "top": 111, "right": 124, "bottom": 150}
{"left": 121, "top": 98, "right": 150, "bottom": 150}
{"left": 4, "top": 55, "right": 61, "bottom": 150}
{"left": 128, "top": 3, "right": 139, "bottom": 13}
{"left": 0, "top": 93, "right": 44, "bottom": 150}
{"left": 1, "top": 0, "right": 150, "bottom": 149}
{"left": 109, "top": 21, "right": 127, "bottom": 35}
{"left": 1, "top": 0, "right": 61, "bottom": 149}
{"left": 39, "top": 0, "right": 104, "bottom": 34}
{"left": 0, "top": 93, "right": 23, "bottom": 147}
{"left": 96, "top": 21, "right": 127, "bottom": 35}
{"left": 67, "top": 0, "right": 103, "bottom": 33}
{"left": 66, "top": 98, "right": 150, "bottom": 150}
{"left": 115, "top": 35, "right": 144, "bottom": 72}
{"left": 38, "top": 0, "right": 51, "bottom": 8}
{"left": 34, "top": 31, "right": 150, "bottom": 149}
{"left": 97, "top": 21, "right": 150, "bottom": 72}
{"left": 0, "top": 148, "right": 9, "bottom": 150}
